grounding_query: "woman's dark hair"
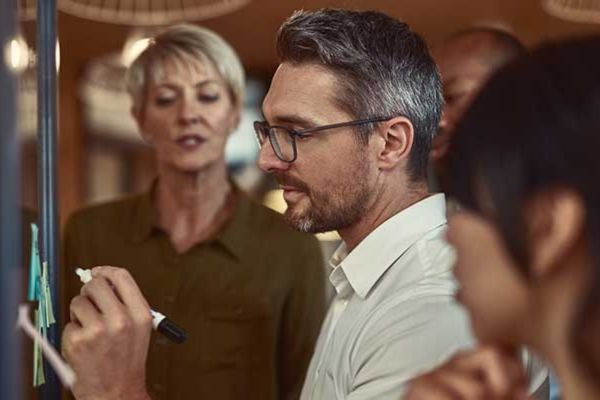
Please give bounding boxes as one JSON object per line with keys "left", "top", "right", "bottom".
{"left": 443, "top": 35, "right": 600, "bottom": 378}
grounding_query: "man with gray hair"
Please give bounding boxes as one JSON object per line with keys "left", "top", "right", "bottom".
{"left": 254, "top": 10, "right": 473, "bottom": 399}
{"left": 62, "top": 9, "right": 474, "bottom": 400}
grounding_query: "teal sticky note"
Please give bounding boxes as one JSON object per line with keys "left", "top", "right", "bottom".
{"left": 41, "top": 262, "right": 55, "bottom": 327}
{"left": 28, "top": 223, "right": 41, "bottom": 301}
{"left": 33, "top": 309, "right": 46, "bottom": 387}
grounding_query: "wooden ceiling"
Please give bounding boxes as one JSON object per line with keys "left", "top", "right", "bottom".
{"left": 25, "top": 0, "right": 600, "bottom": 76}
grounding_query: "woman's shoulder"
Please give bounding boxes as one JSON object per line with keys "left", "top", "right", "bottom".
{"left": 65, "top": 193, "right": 146, "bottom": 231}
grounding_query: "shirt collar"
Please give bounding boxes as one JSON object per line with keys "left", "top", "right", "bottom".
{"left": 329, "top": 194, "right": 448, "bottom": 299}
{"left": 215, "top": 189, "right": 253, "bottom": 260}
{"left": 329, "top": 244, "right": 353, "bottom": 298}
{"left": 130, "top": 182, "right": 156, "bottom": 244}
{"left": 129, "top": 180, "right": 252, "bottom": 261}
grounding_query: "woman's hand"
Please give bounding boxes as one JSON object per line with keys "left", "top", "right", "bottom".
{"left": 62, "top": 266, "right": 152, "bottom": 400}
{"left": 406, "top": 345, "right": 529, "bottom": 400}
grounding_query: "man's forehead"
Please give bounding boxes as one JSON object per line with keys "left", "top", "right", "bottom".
{"left": 435, "top": 32, "right": 495, "bottom": 56}
{"left": 435, "top": 35, "right": 504, "bottom": 74}
{"left": 435, "top": 46, "right": 494, "bottom": 87}
{"left": 262, "top": 62, "right": 342, "bottom": 122}
{"left": 440, "top": 56, "right": 487, "bottom": 78}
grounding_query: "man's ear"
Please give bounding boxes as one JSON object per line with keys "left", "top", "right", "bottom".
{"left": 528, "top": 189, "right": 585, "bottom": 278}
{"left": 376, "top": 116, "right": 414, "bottom": 170}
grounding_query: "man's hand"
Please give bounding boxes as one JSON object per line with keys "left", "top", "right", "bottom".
{"left": 62, "top": 266, "right": 152, "bottom": 400}
{"left": 405, "top": 345, "right": 529, "bottom": 400}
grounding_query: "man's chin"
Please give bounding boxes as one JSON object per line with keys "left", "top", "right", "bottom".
{"left": 284, "top": 208, "right": 317, "bottom": 233}
{"left": 285, "top": 209, "right": 338, "bottom": 234}
{"left": 283, "top": 198, "right": 307, "bottom": 219}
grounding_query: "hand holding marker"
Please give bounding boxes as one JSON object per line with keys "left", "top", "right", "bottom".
{"left": 75, "top": 268, "right": 187, "bottom": 344}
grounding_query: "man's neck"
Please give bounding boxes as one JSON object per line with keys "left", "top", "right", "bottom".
{"left": 338, "top": 182, "right": 430, "bottom": 252}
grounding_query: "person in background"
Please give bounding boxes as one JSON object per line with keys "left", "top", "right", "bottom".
{"left": 407, "top": 35, "right": 600, "bottom": 400}
{"left": 430, "top": 27, "right": 525, "bottom": 176}
{"left": 431, "top": 27, "right": 550, "bottom": 398}
{"left": 61, "top": 23, "right": 325, "bottom": 400}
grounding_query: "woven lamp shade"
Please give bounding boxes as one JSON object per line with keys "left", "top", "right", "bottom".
{"left": 58, "top": 0, "right": 250, "bottom": 25}
{"left": 543, "top": 0, "right": 600, "bottom": 23}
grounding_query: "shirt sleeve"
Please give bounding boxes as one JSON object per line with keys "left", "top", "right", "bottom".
{"left": 347, "top": 300, "right": 474, "bottom": 400}
{"left": 278, "top": 235, "right": 326, "bottom": 400}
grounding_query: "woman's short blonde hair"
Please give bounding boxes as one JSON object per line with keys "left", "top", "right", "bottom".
{"left": 126, "top": 23, "right": 245, "bottom": 114}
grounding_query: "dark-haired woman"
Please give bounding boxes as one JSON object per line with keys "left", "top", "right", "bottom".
{"left": 407, "top": 36, "right": 600, "bottom": 400}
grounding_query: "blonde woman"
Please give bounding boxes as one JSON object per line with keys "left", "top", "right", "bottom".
{"left": 62, "top": 24, "right": 325, "bottom": 400}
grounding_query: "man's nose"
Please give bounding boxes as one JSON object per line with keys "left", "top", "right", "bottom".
{"left": 257, "top": 141, "right": 291, "bottom": 173}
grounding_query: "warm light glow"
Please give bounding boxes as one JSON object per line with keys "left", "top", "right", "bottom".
{"left": 121, "top": 37, "right": 151, "bottom": 66}
{"left": 56, "top": 40, "right": 61, "bottom": 72}
{"left": 4, "top": 36, "right": 29, "bottom": 72}
{"left": 264, "top": 189, "right": 287, "bottom": 214}
{"left": 3, "top": 36, "right": 60, "bottom": 74}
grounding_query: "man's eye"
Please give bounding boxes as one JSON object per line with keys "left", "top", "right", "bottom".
{"left": 445, "top": 93, "right": 466, "bottom": 105}
{"left": 296, "top": 133, "right": 312, "bottom": 141}
{"left": 445, "top": 95, "right": 457, "bottom": 104}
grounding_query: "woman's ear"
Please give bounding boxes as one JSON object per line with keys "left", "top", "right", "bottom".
{"left": 376, "top": 116, "right": 414, "bottom": 170}
{"left": 528, "top": 189, "right": 585, "bottom": 278}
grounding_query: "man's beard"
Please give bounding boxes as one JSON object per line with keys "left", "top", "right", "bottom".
{"left": 274, "top": 157, "right": 372, "bottom": 234}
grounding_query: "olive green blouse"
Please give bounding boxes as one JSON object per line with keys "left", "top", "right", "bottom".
{"left": 62, "top": 186, "right": 326, "bottom": 400}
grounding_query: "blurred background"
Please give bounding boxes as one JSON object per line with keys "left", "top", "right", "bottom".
{"left": 14, "top": 0, "right": 600, "bottom": 221}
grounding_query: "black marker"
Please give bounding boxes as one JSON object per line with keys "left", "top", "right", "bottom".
{"left": 75, "top": 268, "right": 187, "bottom": 344}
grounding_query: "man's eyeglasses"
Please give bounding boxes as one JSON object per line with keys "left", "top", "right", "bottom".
{"left": 253, "top": 116, "right": 391, "bottom": 163}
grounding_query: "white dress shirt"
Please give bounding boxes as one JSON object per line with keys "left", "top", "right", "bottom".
{"left": 300, "top": 194, "right": 474, "bottom": 399}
